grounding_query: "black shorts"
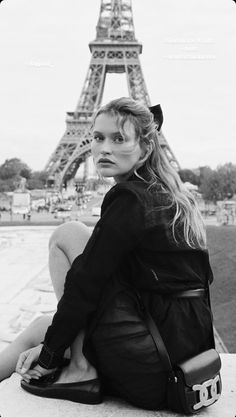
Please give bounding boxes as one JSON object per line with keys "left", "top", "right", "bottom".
{"left": 82, "top": 289, "right": 168, "bottom": 411}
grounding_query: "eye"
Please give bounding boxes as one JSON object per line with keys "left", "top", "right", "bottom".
{"left": 113, "top": 135, "right": 125, "bottom": 143}
{"left": 93, "top": 134, "right": 103, "bottom": 142}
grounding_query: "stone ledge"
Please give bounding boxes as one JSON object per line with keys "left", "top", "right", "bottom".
{"left": 0, "top": 354, "right": 235, "bottom": 417}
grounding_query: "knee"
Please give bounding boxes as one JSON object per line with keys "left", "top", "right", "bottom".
{"left": 49, "top": 221, "right": 73, "bottom": 250}
{"left": 49, "top": 221, "right": 91, "bottom": 252}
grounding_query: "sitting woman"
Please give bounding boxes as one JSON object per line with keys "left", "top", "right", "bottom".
{"left": 0, "top": 97, "right": 215, "bottom": 410}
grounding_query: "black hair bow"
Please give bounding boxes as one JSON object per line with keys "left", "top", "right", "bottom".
{"left": 149, "top": 104, "right": 163, "bottom": 131}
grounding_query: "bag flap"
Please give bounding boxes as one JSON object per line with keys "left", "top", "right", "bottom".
{"left": 176, "top": 349, "right": 221, "bottom": 386}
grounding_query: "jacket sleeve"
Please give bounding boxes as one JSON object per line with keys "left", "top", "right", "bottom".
{"left": 38, "top": 187, "right": 145, "bottom": 369}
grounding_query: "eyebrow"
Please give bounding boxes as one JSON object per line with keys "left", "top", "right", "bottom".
{"left": 93, "top": 131, "right": 123, "bottom": 137}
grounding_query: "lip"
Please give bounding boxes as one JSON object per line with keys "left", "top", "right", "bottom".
{"left": 98, "top": 158, "right": 115, "bottom": 164}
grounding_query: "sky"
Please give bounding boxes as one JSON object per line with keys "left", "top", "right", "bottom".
{"left": 0, "top": 0, "right": 236, "bottom": 172}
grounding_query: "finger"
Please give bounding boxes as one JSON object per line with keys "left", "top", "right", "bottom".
{"left": 21, "top": 352, "right": 35, "bottom": 374}
{"left": 27, "top": 369, "right": 42, "bottom": 378}
{"left": 16, "top": 351, "right": 29, "bottom": 374}
{"left": 19, "top": 366, "right": 29, "bottom": 375}
{"left": 34, "top": 364, "right": 57, "bottom": 375}
{"left": 33, "top": 364, "right": 46, "bottom": 373}
{"left": 21, "top": 374, "right": 32, "bottom": 383}
{"left": 22, "top": 376, "right": 31, "bottom": 382}
{"left": 16, "top": 351, "right": 27, "bottom": 371}
{"left": 29, "top": 369, "right": 42, "bottom": 376}
{"left": 29, "top": 374, "right": 40, "bottom": 380}
{"left": 22, "top": 370, "right": 41, "bottom": 381}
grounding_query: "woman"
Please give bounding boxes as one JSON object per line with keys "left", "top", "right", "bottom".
{"left": 0, "top": 97, "right": 214, "bottom": 410}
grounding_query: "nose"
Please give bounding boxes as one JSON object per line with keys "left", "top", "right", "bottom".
{"left": 100, "top": 137, "right": 112, "bottom": 154}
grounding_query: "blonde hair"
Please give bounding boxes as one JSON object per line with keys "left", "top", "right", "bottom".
{"left": 92, "top": 97, "right": 206, "bottom": 250}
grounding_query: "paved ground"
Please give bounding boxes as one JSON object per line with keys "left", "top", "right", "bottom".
{"left": 0, "top": 226, "right": 56, "bottom": 351}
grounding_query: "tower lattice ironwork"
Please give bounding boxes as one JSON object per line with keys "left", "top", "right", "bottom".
{"left": 45, "top": 0, "right": 180, "bottom": 188}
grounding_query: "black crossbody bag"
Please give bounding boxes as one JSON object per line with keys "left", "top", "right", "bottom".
{"left": 134, "top": 282, "right": 222, "bottom": 414}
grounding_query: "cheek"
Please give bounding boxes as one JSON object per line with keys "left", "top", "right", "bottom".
{"left": 113, "top": 142, "right": 141, "bottom": 159}
{"left": 115, "top": 151, "right": 141, "bottom": 166}
{"left": 91, "top": 141, "right": 99, "bottom": 157}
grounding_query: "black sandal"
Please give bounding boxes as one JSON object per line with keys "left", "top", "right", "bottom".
{"left": 21, "top": 368, "right": 103, "bottom": 404}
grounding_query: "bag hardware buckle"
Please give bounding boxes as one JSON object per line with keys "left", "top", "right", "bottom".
{"left": 192, "top": 374, "right": 221, "bottom": 410}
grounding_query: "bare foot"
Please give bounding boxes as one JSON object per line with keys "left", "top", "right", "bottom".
{"left": 56, "top": 364, "right": 98, "bottom": 384}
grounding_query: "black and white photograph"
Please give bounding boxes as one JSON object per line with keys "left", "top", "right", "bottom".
{"left": 0, "top": 1, "right": 235, "bottom": 416}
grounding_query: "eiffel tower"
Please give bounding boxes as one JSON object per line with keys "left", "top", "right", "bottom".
{"left": 45, "top": 0, "right": 180, "bottom": 189}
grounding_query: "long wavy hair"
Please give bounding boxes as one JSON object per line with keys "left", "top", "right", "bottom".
{"left": 92, "top": 97, "right": 206, "bottom": 250}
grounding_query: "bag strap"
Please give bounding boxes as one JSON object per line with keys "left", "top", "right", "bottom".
{"left": 205, "top": 254, "right": 216, "bottom": 349}
{"left": 206, "top": 278, "right": 216, "bottom": 349}
{"left": 134, "top": 291, "right": 176, "bottom": 381}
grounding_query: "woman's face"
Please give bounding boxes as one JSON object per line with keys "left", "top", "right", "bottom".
{"left": 91, "top": 113, "right": 144, "bottom": 182}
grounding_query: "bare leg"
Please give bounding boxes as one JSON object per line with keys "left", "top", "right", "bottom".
{"left": 48, "top": 221, "right": 92, "bottom": 301}
{"left": 47, "top": 221, "right": 97, "bottom": 383}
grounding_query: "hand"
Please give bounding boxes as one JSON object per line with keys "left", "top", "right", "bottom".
{"left": 16, "top": 344, "right": 43, "bottom": 376}
{"left": 16, "top": 344, "right": 57, "bottom": 383}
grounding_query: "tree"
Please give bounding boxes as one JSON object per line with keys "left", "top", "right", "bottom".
{"left": 197, "top": 166, "right": 213, "bottom": 188}
{"left": 20, "top": 167, "right": 31, "bottom": 179}
{"left": 0, "top": 178, "right": 16, "bottom": 192}
{"left": 178, "top": 169, "right": 200, "bottom": 186}
{"left": 27, "top": 171, "right": 48, "bottom": 190}
{"left": 200, "top": 171, "right": 223, "bottom": 203}
{"left": 216, "top": 163, "right": 236, "bottom": 199}
{"left": 199, "top": 163, "right": 236, "bottom": 203}
{"left": 0, "top": 158, "right": 31, "bottom": 180}
{"left": 0, "top": 158, "right": 49, "bottom": 191}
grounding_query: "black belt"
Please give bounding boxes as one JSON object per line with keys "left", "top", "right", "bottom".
{"left": 142, "top": 288, "right": 207, "bottom": 298}
{"left": 169, "top": 289, "right": 207, "bottom": 298}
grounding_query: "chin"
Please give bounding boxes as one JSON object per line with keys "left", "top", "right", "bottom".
{"left": 101, "top": 173, "right": 114, "bottom": 178}
{"left": 98, "top": 168, "right": 116, "bottom": 178}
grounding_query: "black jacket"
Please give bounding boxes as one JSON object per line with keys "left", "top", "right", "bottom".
{"left": 38, "top": 166, "right": 214, "bottom": 369}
